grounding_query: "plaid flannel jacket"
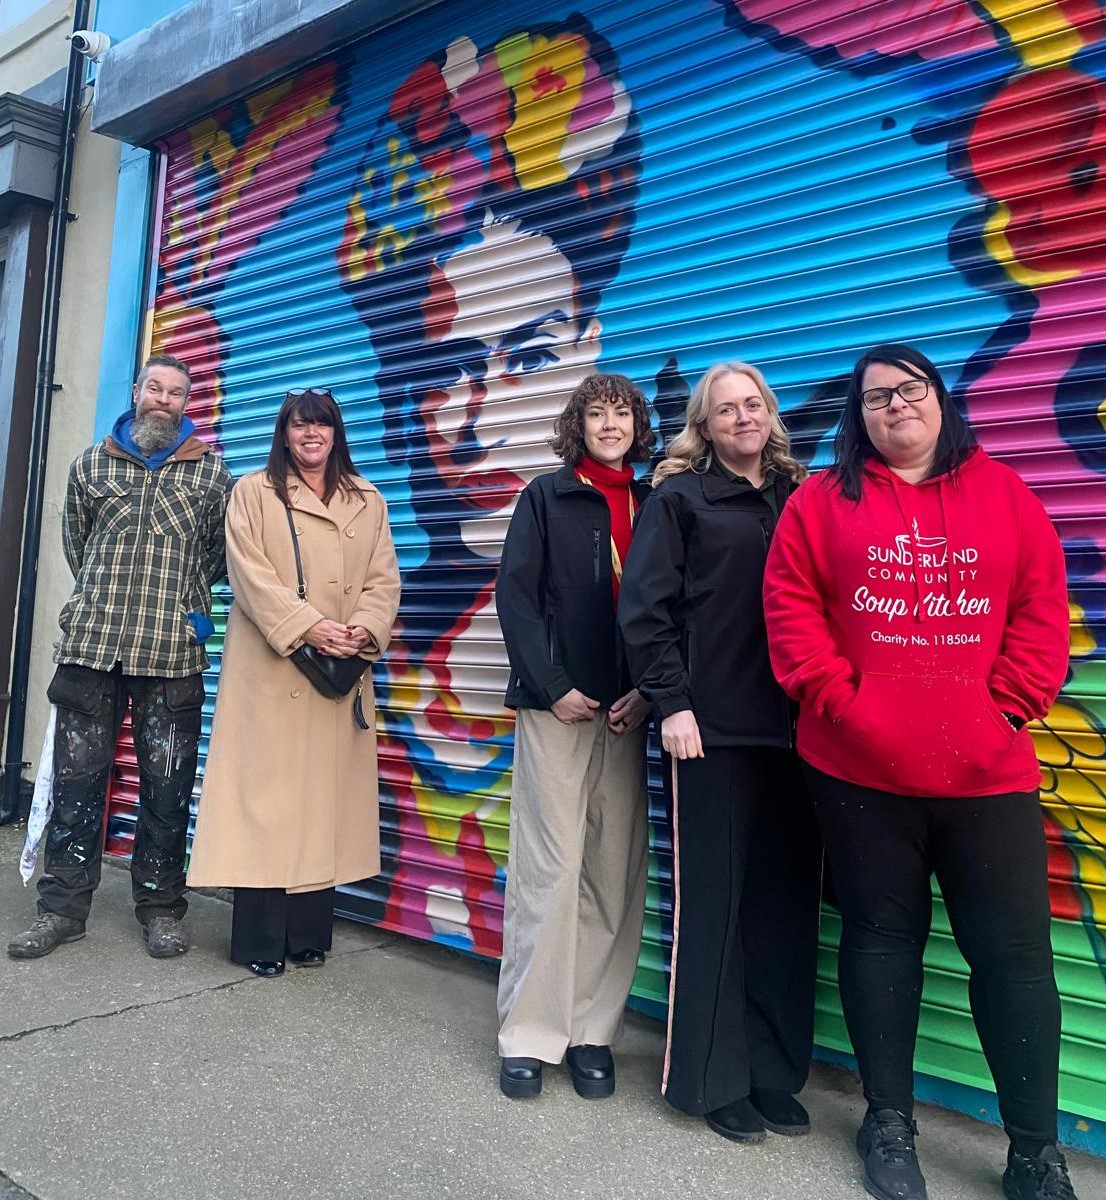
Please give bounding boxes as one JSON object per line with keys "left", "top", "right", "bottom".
{"left": 55, "top": 435, "right": 233, "bottom": 678}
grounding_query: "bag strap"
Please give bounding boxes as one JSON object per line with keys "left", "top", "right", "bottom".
{"left": 284, "top": 506, "right": 307, "bottom": 601}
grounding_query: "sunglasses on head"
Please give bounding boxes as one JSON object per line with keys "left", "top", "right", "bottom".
{"left": 287, "top": 387, "right": 334, "bottom": 400}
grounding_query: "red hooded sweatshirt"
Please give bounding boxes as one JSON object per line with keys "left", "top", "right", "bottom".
{"left": 763, "top": 448, "right": 1069, "bottom": 797}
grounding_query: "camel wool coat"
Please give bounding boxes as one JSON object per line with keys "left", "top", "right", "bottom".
{"left": 187, "top": 470, "right": 400, "bottom": 892}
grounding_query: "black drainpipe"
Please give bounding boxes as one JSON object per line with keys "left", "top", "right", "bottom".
{"left": 1, "top": 0, "right": 93, "bottom": 824}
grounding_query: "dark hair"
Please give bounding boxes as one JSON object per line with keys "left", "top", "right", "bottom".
{"left": 549, "top": 374, "right": 654, "bottom": 467}
{"left": 830, "top": 343, "right": 976, "bottom": 500}
{"left": 138, "top": 354, "right": 191, "bottom": 395}
{"left": 265, "top": 389, "right": 362, "bottom": 507}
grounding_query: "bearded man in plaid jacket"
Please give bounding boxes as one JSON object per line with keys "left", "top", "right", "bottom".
{"left": 8, "top": 355, "right": 233, "bottom": 960}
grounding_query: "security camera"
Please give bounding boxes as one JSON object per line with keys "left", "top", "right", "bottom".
{"left": 68, "top": 30, "right": 111, "bottom": 63}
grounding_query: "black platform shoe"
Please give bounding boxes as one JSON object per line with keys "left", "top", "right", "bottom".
{"left": 288, "top": 948, "right": 326, "bottom": 967}
{"left": 246, "top": 960, "right": 285, "bottom": 977}
{"left": 500, "top": 1057, "right": 542, "bottom": 1098}
{"left": 565, "top": 1044, "right": 615, "bottom": 1099}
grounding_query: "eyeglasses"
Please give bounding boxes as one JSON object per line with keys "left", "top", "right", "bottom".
{"left": 861, "top": 379, "right": 931, "bottom": 410}
{"left": 287, "top": 387, "right": 334, "bottom": 399}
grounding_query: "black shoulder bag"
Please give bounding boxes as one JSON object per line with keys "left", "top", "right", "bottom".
{"left": 284, "top": 506, "right": 370, "bottom": 729}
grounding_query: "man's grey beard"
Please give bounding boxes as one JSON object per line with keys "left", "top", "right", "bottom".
{"left": 132, "top": 413, "right": 182, "bottom": 454}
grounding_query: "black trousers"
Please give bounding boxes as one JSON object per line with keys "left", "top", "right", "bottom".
{"left": 662, "top": 746, "right": 822, "bottom": 1115}
{"left": 231, "top": 887, "right": 335, "bottom": 964}
{"left": 38, "top": 665, "right": 204, "bottom": 924}
{"left": 806, "top": 766, "right": 1061, "bottom": 1147}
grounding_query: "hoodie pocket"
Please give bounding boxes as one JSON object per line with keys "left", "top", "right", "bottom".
{"left": 846, "top": 672, "right": 1016, "bottom": 796}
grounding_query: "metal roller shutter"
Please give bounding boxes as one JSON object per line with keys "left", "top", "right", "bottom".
{"left": 104, "top": 0, "right": 1104, "bottom": 1125}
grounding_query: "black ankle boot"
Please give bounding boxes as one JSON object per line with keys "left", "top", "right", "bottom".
{"left": 856, "top": 1108, "right": 927, "bottom": 1200}
{"left": 705, "top": 1097, "right": 767, "bottom": 1144}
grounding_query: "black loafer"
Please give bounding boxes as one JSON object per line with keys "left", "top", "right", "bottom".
{"left": 750, "top": 1087, "right": 811, "bottom": 1136}
{"left": 500, "top": 1056, "right": 542, "bottom": 1099}
{"left": 246, "top": 960, "right": 285, "bottom": 977}
{"left": 706, "top": 1097, "right": 767, "bottom": 1144}
{"left": 565, "top": 1044, "right": 615, "bottom": 1099}
{"left": 288, "top": 948, "right": 326, "bottom": 967}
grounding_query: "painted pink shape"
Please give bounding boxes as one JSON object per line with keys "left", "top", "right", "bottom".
{"left": 731, "top": 0, "right": 997, "bottom": 61}
{"left": 568, "top": 54, "right": 617, "bottom": 134}
{"left": 962, "top": 271, "right": 1106, "bottom": 570}
{"left": 158, "top": 62, "right": 341, "bottom": 297}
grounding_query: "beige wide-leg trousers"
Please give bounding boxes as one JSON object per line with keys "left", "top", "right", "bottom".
{"left": 497, "top": 706, "right": 648, "bottom": 1062}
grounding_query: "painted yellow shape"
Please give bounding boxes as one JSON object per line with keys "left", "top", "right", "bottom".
{"left": 1036, "top": 700, "right": 1106, "bottom": 774}
{"left": 246, "top": 78, "right": 296, "bottom": 126}
{"left": 387, "top": 664, "right": 427, "bottom": 710}
{"left": 190, "top": 122, "right": 234, "bottom": 178}
{"left": 341, "top": 191, "right": 371, "bottom": 282}
{"left": 983, "top": 204, "right": 1078, "bottom": 287}
{"left": 372, "top": 222, "right": 415, "bottom": 268}
{"left": 980, "top": 0, "right": 1085, "bottom": 68}
{"left": 414, "top": 173, "right": 452, "bottom": 227}
{"left": 1070, "top": 599, "right": 1097, "bottom": 658}
{"left": 191, "top": 78, "right": 337, "bottom": 281}
{"left": 1097, "top": 390, "right": 1106, "bottom": 436}
{"left": 1038, "top": 699, "right": 1106, "bottom": 933}
{"left": 497, "top": 32, "right": 588, "bottom": 191}
{"left": 164, "top": 196, "right": 186, "bottom": 251}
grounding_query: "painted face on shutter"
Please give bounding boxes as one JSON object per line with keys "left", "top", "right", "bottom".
{"left": 420, "top": 216, "right": 602, "bottom": 554}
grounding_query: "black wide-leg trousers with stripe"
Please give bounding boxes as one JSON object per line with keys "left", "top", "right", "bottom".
{"left": 661, "top": 745, "right": 822, "bottom": 1115}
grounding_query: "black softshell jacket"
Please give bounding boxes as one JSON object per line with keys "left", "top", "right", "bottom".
{"left": 618, "top": 468, "right": 795, "bottom": 748}
{"left": 497, "top": 465, "right": 650, "bottom": 711}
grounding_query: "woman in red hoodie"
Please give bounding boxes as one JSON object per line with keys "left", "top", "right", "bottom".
{"left": 763, "top": 344, "right": 1077, "bottom": 1200}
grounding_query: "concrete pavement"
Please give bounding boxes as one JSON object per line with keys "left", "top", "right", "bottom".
{"left": 1, "top": 824, "right": 1103, "bottom": 1200}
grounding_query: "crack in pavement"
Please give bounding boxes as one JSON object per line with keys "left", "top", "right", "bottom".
{"left": 0, "top": 1168, "right": 39, "bottom": 1199}
{"left": 0, "top": 975, "right": 253, "bottom": 1044}
{"left": 0, "top": 938, "right": 403, "bottom": 1046}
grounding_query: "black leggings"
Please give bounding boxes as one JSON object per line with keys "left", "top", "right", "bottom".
{"left": 806, "top": 766, "right": 1060, "bottom": 1148}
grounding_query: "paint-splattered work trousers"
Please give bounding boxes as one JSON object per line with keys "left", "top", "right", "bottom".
{"left": 806, "top": 768, "right": 1061, "bottom": 1148}
{"left": 38, "top": 664, "right": 205, "bottom": 925}
{"left": 661, "top": 746, "right": 822, "bottom": 1116}
{"left": 497, "top": 707, "right": 648, "bottom": 1063}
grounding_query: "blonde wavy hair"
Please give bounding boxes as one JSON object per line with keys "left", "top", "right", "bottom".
{"left": 652, "top": 361, "right": 808, "bottom": 487}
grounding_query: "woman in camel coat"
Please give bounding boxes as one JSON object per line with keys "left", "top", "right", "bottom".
{"left": 188, "top": 388, "right": 400, "bottom": 976}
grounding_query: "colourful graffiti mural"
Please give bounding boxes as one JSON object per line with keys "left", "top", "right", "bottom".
{"left": 150, "top": 61, "right": 342, "bottom": 441}
{"left": 335, "top": 15, "right": 641, "bottom": 951}
{"left": 724, "top": 0, "right": 1106, "bottom": 981}
{"left": 132, "top": 0, "right": 1106, "bottom": 1129}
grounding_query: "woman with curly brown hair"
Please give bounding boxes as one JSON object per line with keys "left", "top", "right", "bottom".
{"left": 619, "top": 361, "right": 822, "bottom": 1143}
{"left": 495, "top": 373, "right": 654, "bottom": 1100}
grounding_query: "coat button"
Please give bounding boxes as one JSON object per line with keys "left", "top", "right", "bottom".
{"left": 295, "top": 526, "right": 303, "bottom": 535}
{"left": 345, "top": 528, "right": 355, "bottom": 537}
{"left": 344, "top": 584, "right": 352, "bottom": 594}
{"left": 291, "top": 687, "right": 301, "bottom": 698}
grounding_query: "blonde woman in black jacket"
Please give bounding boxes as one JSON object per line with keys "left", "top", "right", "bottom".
{"left": 495, "top": 374, "right": 654, "bottom": 1101}
{"left": 619, "top": 361, "right": 821, "bottom": 1143}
